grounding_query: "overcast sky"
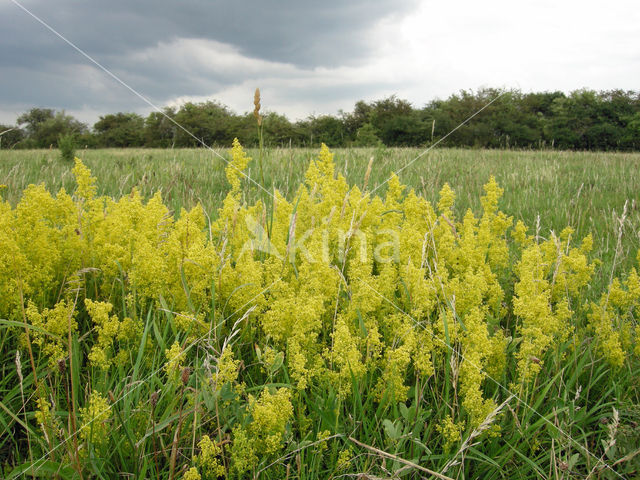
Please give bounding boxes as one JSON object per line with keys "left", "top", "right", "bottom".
{"left": 1, "top": 0, "right": 639, "bottom": 126}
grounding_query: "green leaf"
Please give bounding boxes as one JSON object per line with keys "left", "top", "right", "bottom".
{"left": 0, "top": 318, "right": 61, "bottom": 339}
{"left": 383, "top": 419, "right": 399, "bottom": 441}
{"left": 270, "top": 351, "right": 284, "bottom": 374}
{"left": 399, "top": 402, "right": 409, "bottom": 421}
{"left": 7, "top": 460, "right": 79, "bottom": 479}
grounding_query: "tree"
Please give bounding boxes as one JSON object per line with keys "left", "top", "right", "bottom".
{"left": 340, "top": 100, "right": 374, "bottom": 142}
{"left": 368, "top": 96, "right": 414, "bottom": 145}
{"left": 144, "top": 108, "right": 177, "bottom": 147}
{"left": 307, "top": 115, "right": 346, "bottom": 147}
{"left": 260, "top": 112, "right": 296, "bottom": 147}
{"left": 354, "top": 123, "right": 382, "bottom": 147}
{"left": 624, "top": 112, "right": 640, "bottom": 150}
{"left": 16, "top": 108, "right": 55, "bottom": 136}
{"left": 94, "top": 112, "right": 144, "bottom": 147}
{"left": 0, "top": 125, "right": 24, "bottom": 149}
{"left": 16, "top": 108, "right": 87, "bottom": 148}
{"left": 379, "top": 110, "right": 429, "bottom": 146}
{"left": 172, "top": 101, "right": 236, "bottom": 147}
{"left": 8, "top": 88, "right": 640, "bottom": 151}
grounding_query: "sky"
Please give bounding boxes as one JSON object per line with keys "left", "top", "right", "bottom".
{"left": 1, "top": 0, "right": 639, "bottom": 127}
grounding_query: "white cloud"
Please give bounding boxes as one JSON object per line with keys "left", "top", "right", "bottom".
{"left": 144, "top": 38, "right": 404, "bottom": 119}
{"left": 374, "top": 0, "right": 640, "bottom": 101}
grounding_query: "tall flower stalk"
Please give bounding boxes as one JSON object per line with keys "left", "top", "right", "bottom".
{"left": 253, "top": 88, "right": 265, "bottom": 187}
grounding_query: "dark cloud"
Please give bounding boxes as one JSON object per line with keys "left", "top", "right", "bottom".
{"left": 0, "top": 0, "right": 417, "bottom": 123}
{"left": 1, "top": 1, "right": 417, "bottom": 68}
{"left": 5, "top": 0, "right": 636, "bottom": 126}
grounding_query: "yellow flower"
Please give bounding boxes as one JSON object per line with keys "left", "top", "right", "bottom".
{"left": 231, "top": 388, "right": 293, "bottom": 474}
{"left": 226, "top": 138, "right": 252, "bottom": 195}
{"left": 165, "top": 341, "right": 185, "bottom": 384}
{"left": 197, "top": 435, "right": 226, "bottom": 478}
{"left": 72, "top": 158, "right": 97, "bottom": 201}
{"left": 437, "top": 415, "right": 463, "bottom": 451}
{"left": 35, "top": 396, "right": 52, "bottom": 429}
{"left": 437, "top": 182, "right": 456, "bottom": 214}
{"left": 214, "top": 347, "right": 240, "bottom": 388}
{"left": 26, "top": 300, "right": 77, "bottom": 369}
{"left": 337, "top": 447, "right": 353, "bottom": 470}
{"left": 80, "top": 390, "right": 111, "bottom": 447}
{"left": 182, "top": 467, "right": 201, "bottom": 480}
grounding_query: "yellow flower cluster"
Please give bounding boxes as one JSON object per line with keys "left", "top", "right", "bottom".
{"left": 25, "top": 300, "right": 77, "bottom": 369}
{"left": 85, "top": 299, "right": 141, "bottom": 370}
{"left": 437, "top": 415, "right": 463, "bottom": 451}
{"left": 79, "top": 390, "right": 111, "bottom": 447}
{"left": 165, "top": 341, "right": 186, "bottom": 384}
{"left": 214, "top": 347, "right": 240, "bottom": 388}
{"left": 5, "top": 141, "right": 639, "bottom": 467}
{"left": 336, "top": 447, "right": 353, "bottom": 470}
{"left": 513, "top": 227, "right": 596, "bottom": 383}
{"left": 185, "top": 435, "right": 226, "bottom": 479}
{"left": 35, "top": 395, "right": 53, "bottom": 431}
{"left": 588, "top": 255, "right": 640, "bottom": 367}
{"left": 231, "top": 387, "right": 293, "bottom": 474}
{"left": 182, "top": 467, "right": 201, "bottom": 480}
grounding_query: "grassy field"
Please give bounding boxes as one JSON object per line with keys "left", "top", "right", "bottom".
{"left": 1, "top": 146, "right": 640, "bottom": 480}
{"left": 2, "top": 147, "right": 639, "bottom": 288}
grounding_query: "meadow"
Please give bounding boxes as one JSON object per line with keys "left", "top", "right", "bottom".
{"left": 1, "top": 145, "right": 640, "bottom": 479}
{"left": 2, "top": 147, "right": 639, "bottom": 287}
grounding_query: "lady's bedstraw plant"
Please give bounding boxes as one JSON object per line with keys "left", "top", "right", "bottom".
{"left": 2, "top": 144, "right": 638, "bottom": 478}
{"left": 512, "top": 225, "right": 597, "bottom": 385}
{"left": 588, "top": 250, "right": 640, "bottom": 367}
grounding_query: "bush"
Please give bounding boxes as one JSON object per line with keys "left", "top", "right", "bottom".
{"left": 57, "top": 133, "right": 76, "bottom": 162}
{"left": 354, "top": 122, "right": 382, "bottom": 147}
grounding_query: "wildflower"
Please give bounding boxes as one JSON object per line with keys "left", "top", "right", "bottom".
{"left": 197, "top": 435, "right": 225, "bottom": 478}
{"left": 174, "top": 312, "right": 209, "bottom": 340}
{"left": 165, "top": 341, "right": 185, "bottom": 384}
{"left": 182, "top": 467, "right": 201, "bottom": 480}
{"left": 226, "top": 138, "right": 251, "bottom": 196}
{"left": 588, "top": 262, "right": 640, "bottom": 367}
{"left": 437, "top": 182, "right": 456, "bottom": 214}
{"left": 437, "top": 416, "right": 463, "bottom": 451}
{"left": 231, "top": 388, "right": 293, "bottom": 474}
{"left": 72, "top": 158, "right": 97, "bottom": 201}
{"left": 35, "top": 396, "right": 53, "bottom": 429}
{"left": 337, "top": 448, "right": 353, "bottom": 470}
{"left": 214, "top": 348, "right": 240, "bottom": 387}
{"left": 85, "top": 299, "right": 120, "bottom": 370}
{"left": 80, "top": 390, "right": 111, "bottom": 447}
{"left": 26, "top": 300, "right": 77, "bottom": 369}
{"left": 316, "top": 429, "right": 331, "bottom": 452}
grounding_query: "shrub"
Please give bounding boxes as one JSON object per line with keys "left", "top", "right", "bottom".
{"left": 57, "top": 132, "right": 76, "bottom": 162}
{"left": 354, "top": 122, "right": 382, "bottom": 147}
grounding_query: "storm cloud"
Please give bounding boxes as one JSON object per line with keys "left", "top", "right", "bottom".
{"left": 1, "top": 0, "right": 639, "bottom": 126}
{"left": 0, "top": 0, "right": 419, "bottom": 122}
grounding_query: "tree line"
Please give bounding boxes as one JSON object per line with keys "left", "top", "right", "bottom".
{"left": 1, "top": 88, "right": 639, "bottom": 151}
